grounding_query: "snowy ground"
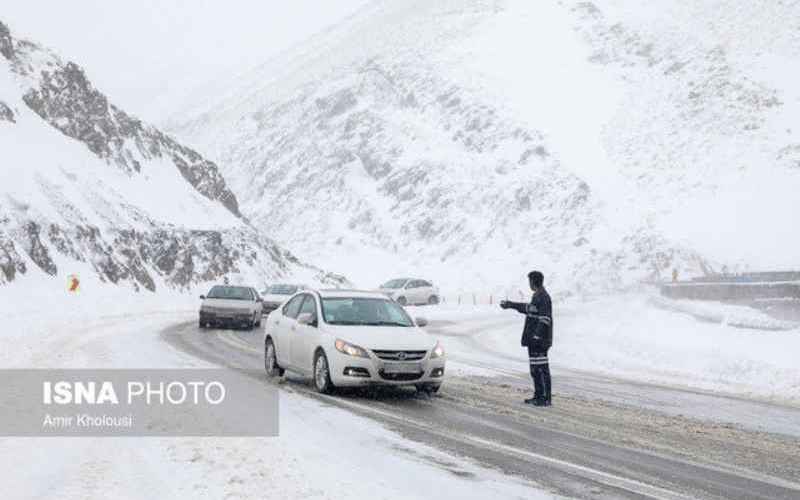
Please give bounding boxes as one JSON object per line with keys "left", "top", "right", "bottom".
{"left": 0, "top": 280, "right": 551, "bottom": 500}
{"left": 410, "top": 292, "right": 800, "bottom": 405}
{"left": 2, "top": 275, "right": 799, "bottom": 499}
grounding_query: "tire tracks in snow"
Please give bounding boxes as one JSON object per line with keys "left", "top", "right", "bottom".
{"left": 161, "top": 320, "right": 800, "bottom": 500}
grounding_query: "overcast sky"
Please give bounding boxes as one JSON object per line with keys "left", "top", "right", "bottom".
{"left": 3, "top": 0, "right": 369, "bottom": 122}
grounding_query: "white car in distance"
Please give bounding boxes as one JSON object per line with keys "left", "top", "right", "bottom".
{"left": 379, "top": 278, "right": 440, "bottom": 306}
{"left": 260, "top": 283, "right": 306, "bottom": 315}
{"left": 263, "top": 290, "right": 446, "bottom": 394}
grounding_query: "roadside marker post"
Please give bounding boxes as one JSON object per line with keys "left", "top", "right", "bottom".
{"left": 67, "top": 274, "right": 80, "bottom": 293}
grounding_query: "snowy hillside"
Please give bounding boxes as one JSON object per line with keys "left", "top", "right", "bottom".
{"left": 0, "top": 20, "right": 344, "bottom": 291}
{"left": 171, "top": 0, "right": 800, "bottom": 292}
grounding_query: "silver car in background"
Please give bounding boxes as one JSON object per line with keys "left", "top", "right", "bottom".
{"left": 260, "top": 283, "right": 307, "bottom": 315}
{"left": 379, "top": 278, "right": 440, "bottom": 306}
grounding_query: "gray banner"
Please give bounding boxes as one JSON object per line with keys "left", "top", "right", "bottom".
{"left": 0, "top": 369, "right": 279, "bottom": 436}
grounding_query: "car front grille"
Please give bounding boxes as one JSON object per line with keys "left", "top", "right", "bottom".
{"left": 207, "top": 307, "right": 249, "bottom": 316}
{"left": 378, "top": 371, "right": 423, "bottom": 381}
{"left": 371, "top": 350, "right": 427, "bottom": 361}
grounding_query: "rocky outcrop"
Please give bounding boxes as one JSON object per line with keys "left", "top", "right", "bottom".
{"left": 20, "top": 62, "right": 242, "bottom": 217}
{"left": 0, "top": 20, "right": 240, "bottom": 218}
{"left": 0, "top": 20, "right": 345, "bottom": 290}
{"left": 0, "top": 21, "right": 13, "bottom": 60}
{"left": 0, "top": 217, "right": 348, "bottom": 290}
{"left": 0, "top": 230, "right": 26, "bottom": 284}
{"left": 0, "top": 101, "right": 14, "bottom": 122}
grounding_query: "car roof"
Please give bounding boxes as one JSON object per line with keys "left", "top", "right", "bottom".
{"left": 317, "top": 289, "right": 392, "bottom": 299}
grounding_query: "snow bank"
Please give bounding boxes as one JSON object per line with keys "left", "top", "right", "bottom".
{"left": 424, "top": 293, "right": 800, "bottom": 404}
{"left": 651, "top": 295, "right": 799, "bottom": 331}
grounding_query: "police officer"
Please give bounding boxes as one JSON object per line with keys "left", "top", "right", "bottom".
{"left": 500, "top": 271, "right": 552, "bottom": 406}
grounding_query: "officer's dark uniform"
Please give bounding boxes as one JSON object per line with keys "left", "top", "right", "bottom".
{"left": 503, "top": 288, "right": 553, "bottom": 404}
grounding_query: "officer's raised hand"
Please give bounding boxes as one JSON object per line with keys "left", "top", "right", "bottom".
{"left": 500, "top": 300, "right": 511, "bottom": 309}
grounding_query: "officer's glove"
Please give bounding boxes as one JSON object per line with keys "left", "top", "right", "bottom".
{"left": 499, "top": 300, "right": 511, "bottom": 309}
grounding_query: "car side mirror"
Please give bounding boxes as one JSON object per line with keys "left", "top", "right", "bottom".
{"left": 415, "top": 317, "right": 428, "bottom": 327}
{"left": 297, "top": 312, "right": 317, "bottom": 327}
{"left": 199, "top": 295, "right": 205, "bottom": 300}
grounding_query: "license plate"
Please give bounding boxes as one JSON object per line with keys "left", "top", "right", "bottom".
{"left": 383, "top": 362, "right": 421, "bottom": 374}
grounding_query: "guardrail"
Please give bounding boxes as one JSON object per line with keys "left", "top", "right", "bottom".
{"left": 438, "top": 290, "right": 530, "bottom": 306}
{"left": 689, "top": 271, "right": 800, "bottom": 283}
{"left": 660, "top": 281, "right": 800, "bottom": 301}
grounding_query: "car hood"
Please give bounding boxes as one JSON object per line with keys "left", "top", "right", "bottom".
{"left": 261, "top": 294, "right": 291, "bottom": 303}
{"left": 323, "top": 325, "right": 436, "bottom": 351}
{"left": 202, "top": 298, "right": 254, "bottom": 310}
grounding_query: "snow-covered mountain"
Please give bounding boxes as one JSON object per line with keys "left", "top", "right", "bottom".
{"left": 171, "top": 0, "right": 800, "bottom": 292}
{"left": 0, "top": 20, "right": 344, "bottom": 291}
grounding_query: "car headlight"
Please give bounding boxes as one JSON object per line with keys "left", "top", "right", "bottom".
{"left": 431, "top": 341, "right": 445, "bottom": 359}
{"left": 335, "top": 339, "right": 369, "bottom": 358}
{"left": 200, "top": 306, "right": 215, "bottom": 314}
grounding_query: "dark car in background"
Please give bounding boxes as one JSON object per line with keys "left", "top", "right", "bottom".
{"left": 199, "top": 285, "right": 263, "bottom": 329}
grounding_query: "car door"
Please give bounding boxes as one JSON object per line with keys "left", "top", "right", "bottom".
{"left": 291, "top": 294, "right": 320, "bottom": 374}
{"left": 420, "top": 280, "right": 434, "bottom": 303}
{"left": 405, "top": 280, "right": 423, "bottom": 304}
{"left": 251, "top": 288, "right": 263, "bottom": 315}
{"left": 247, "top": 287, "right": 259, "bottom": 316}
{"left": 275, "top": 294, "right": 303, "bottom": 367}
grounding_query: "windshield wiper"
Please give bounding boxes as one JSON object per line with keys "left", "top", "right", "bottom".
{"left": 364, "top": 321, "right": 411, "bottom": 327}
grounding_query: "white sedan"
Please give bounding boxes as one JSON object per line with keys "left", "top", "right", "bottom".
{"left": 263, "top": 289, "right": 446, "bottom": 394}
{"left": 379, "top": 278, "right": 440, "bottom": 306}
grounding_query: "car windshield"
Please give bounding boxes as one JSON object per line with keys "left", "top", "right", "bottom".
{"left": 267, "top": 284, "right": 299, "bottom": 295}
{"left": 207, "top": 286, "right": 252, "bottom": 300}
{"left": 381, "top": 279, "right": 408, "bottom": 289}
{"left": 321, "top": 297, "right": 414, "bottom": 327}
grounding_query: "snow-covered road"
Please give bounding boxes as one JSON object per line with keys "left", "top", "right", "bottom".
{"left": 162, "top": 316, "right": 800, "bottom": 500}
{"left": 0, "top": 294, "right": 549, "bottom": 500}
{"left": 3, "top": 286, "right": 800, "bottom": 499}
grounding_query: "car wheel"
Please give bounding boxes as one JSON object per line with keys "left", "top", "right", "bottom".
{"left": 396, "top": 296, "right": 407, "bottom": 306}
{"left": 313, "top": 351, "right": 335, "bottom": 394}
{"left": 428, "top": 295, "right": 439, "bottom": 305}
{"left": 199, "top": 320, "right": 206, "bottom": 329}
{"left": 264, "top": 338, "right": 285, "bottom": 377}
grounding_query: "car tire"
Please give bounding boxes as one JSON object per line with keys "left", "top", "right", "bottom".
{"left": 264, "top": 338, "right": 285, "bottom": 377}
{"left": 428, "top": 295, "right": 439, "bottom": 305}
{"left": 396, "top": 296, "right": 407, "bottom": 306}
{"left": 199, "top": 320, "right": 206, "bottom": 329}
{"left": 313, "top": 351, "right": 335, "bottom": 394}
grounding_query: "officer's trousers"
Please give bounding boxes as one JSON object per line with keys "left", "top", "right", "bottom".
{"left": 528, "top": 345, "right": 551, "bottom": 402}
